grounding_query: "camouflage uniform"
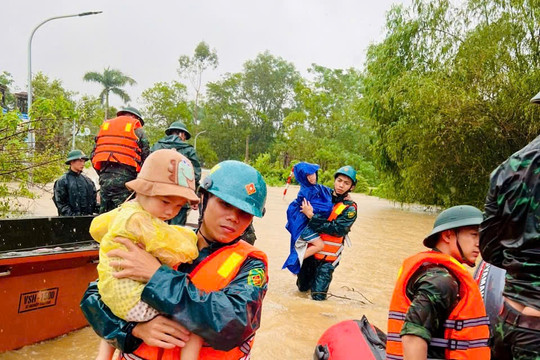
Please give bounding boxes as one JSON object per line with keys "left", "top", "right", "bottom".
{"left": 96, "top": 127, "right": 150, "bottom": 213}
{"left": 480, "top": 134, "right": 540, "bottom": 360}
{"left": 400, "top": 264, "right": 459, "bottom": 359}
{"left": 151, "top": 134, "right": 201, "bottom": 225}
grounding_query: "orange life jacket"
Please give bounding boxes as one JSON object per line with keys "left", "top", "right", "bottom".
{"left": 313, "top": 202, "right": 353, "bottom": 262}
{"left": 92, "top": 116, "right": 142, "bottom": 172}
{"left": 123, "top": 240, "right": 268, "bottom": 360}
{"left": 386, "top": 251, "right": 490, "bottom": 360}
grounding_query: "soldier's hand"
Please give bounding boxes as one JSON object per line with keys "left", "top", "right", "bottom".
{"left": 132, "top": 315, "right": 191, "bottom": 349}
{"left": 108, "top": 237, "right": 161, "bottom": 281}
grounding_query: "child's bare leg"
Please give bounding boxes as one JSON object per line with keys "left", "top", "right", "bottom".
{"left": 96, "top": 339, "right": 115, "bottom": 360}
{"left": 180, "top": 333, "right": 203, "bottom": 360}
{"left": 303, "top": 237, "right": 324, "bottom": 259}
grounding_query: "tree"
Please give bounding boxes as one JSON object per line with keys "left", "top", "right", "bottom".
{"left": 361, "top": 0, "right": 540, "bottom": 206}
{"left": 277, "top": 65, "right": 377, "bottom": 186}
{"left": 177, "top": 42, "right": 218, "bottom": 124}
{"left": 0, "top": 73, "right": 81, "bottom": 215}
{"left": 83, "top": 67, "right": 136, "bottom": 120}
{"left": 203, "top": 51, "right": 300, "bottom": 162}
{"left": 140, "top": 81, "right": 191, "bottom": 144}
{"left": 0, "top": 71, "right": 16, "bottom": 110}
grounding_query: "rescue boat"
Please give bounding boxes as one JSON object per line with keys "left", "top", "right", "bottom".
{"left": 0, "top": 215, "right": 98, "bottom": 352}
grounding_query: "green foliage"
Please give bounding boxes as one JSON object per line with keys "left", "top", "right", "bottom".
{"left": 203, "top": 51, "right": 300, "bottom": 162}
{"left": 193, "top": 137, "right": 218, "bottom": 168}
{"left": 273, "top": 65, "right": 379, "bottom": 188}
{"left": 252, "top": 153, "right": 289, "bottom": 186}
{"left": 141, "top": 81, "right": 192, "bottom": 145}
{"left": 362, "top": 0, "right": 540, "bottom": 207}
{"left": 0, "top": 73, "right": 89, "bottom": 215}
{"left": 0, "top": 71, "right": 16, "bottom": 109}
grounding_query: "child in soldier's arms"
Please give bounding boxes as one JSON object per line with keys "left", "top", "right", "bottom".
{"left": 283, "top": 162, "right": 333, "bottom": 273}
{"left": 90, "top": 149, "right": 202, "bottom": 360}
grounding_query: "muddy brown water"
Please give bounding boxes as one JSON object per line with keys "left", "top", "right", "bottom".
{"left": 0, "top": 186, "right": 436, "bottom": 360}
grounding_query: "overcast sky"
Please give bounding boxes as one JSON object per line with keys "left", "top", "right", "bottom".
{"left": 3, "top": 0, "right": 410, "bottom": 109}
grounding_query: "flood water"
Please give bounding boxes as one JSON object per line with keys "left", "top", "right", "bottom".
{"left": 0, "top": 187, "right": 436, "bottom": 360}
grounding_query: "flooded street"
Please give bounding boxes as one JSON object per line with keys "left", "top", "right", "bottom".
{"left": 0, "top": 186, "right": 436, "bottom": 359}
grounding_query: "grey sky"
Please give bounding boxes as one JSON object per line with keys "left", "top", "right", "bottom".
{"left": 3, "top": 0, "right": 410, "bottom": 109}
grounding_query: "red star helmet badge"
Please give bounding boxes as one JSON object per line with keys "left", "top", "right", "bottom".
{"left": 245, "top": 183, "right": 256, "bottom": 195}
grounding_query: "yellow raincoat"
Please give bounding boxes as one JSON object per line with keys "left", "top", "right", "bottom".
{"left": 90, "top": 201, "right": 198, "bottom": 320}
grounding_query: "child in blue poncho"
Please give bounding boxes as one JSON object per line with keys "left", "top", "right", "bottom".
{"left": 282, "top": 162, "right": 333, "bottom": 274}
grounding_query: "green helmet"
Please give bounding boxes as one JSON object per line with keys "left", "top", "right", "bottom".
{"left": 117, "top": 106, "right": 144, "bottom": 125}
{"left": 65, "top": 149, "right": 89, "bottom": 165}
{"left": 165, "top": 121, "right": 192, "bottom": 139}
{"left": 199, "top": 160, "right": 267, "bottom": 217}
{"left": 531, "top": 91, "right": 540, "bottom": 104}
{"left": 423, "top": 205, "right": 483, "bottom": 248}
{"left": 334, "top": 166, "right": 357, "bottom": 185}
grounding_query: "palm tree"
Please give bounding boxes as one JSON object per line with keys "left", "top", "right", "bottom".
{"left": 83, "top": 67, "right": 136, "bottom": 119}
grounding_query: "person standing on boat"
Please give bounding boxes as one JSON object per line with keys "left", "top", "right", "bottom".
{"left": 386, "top": 205, "right": 490, "bottom": 360}
{"left": 150, "top": 120, "right": 201, "bottom": 226}
{"left": 53, "top": 149, "right": 97, "bottom": 216}
{"left": 296, "top": 166, "right": 358, "bottom": 300}
{"left": 479, "top": 91, "right": 540, "bottom": 360}
{"left": 81, "top": 160, "right": 269, "bottom": 360}
{"left": 91, "top": 107, "right": 150, "bottom": 213}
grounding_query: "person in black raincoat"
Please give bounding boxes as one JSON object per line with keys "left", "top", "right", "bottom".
{"left": 479, "top": 91, "right": 540, "bottom": 360}
{"left": 53, "top": 149, "right": 97, "bottom": 216}
{"left": 296, "top": 166, "right": 358, "bottom": 300}
{"left": 150, "top": 121, "right": 201, "bottom": 226}
{"left": 81, "top": 160, "right": 268, "bottom": 359}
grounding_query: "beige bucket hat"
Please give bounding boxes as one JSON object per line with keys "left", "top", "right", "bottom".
{"left": 126, "top": 149, "right": 199, "bottom": 204}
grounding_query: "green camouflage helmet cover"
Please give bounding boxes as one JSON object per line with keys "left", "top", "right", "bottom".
{"left": 200, "top": 160, "right": 267, "bottom": 217}
{"left": 423, "top": 205, "right": 483, "bottom": 248}
{"left": 117, "top": 106, "right": 144, "bottom": 125}
{"left": 334, "top": 165, "right": 357, "bottom": 185}
{"left": 65, "top": 149, "right": 89, "bottom": 165}
{"left": 165, "top": 121, "right": 192, "bottom": 139}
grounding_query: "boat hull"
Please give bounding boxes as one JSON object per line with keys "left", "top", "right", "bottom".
{"left": 0, "top": 216, "right": 98, "bottom": 352}
{"left": 0, "top": 250, "right": 98, "bottom": 352}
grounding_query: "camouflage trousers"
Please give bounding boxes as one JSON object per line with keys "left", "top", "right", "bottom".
{"left": 491, "top": 305, "right": 540, "bottom": 360}
{"left": 98, "top": 171, "right": 135, "bottom": 213}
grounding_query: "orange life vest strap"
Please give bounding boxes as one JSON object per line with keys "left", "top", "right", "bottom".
{"left": 313, "top": 202, "right": 354, "bottom": 262}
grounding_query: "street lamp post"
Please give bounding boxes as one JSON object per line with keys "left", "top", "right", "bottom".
{"left": 194, "top": 130, "right": 207, "bottom": 150}
{"left": 26, "top": 11, "right": 101, "bottom": 183}
{"left": 27, "top": 11, "right": 102, "bottom": 147}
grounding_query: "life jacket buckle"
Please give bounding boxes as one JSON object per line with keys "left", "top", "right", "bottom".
{"left": 455, "top": 320, "right": 464, "bottom": 331}
{"left": 449, "top": 339, "right": 458, "bottom": 350}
